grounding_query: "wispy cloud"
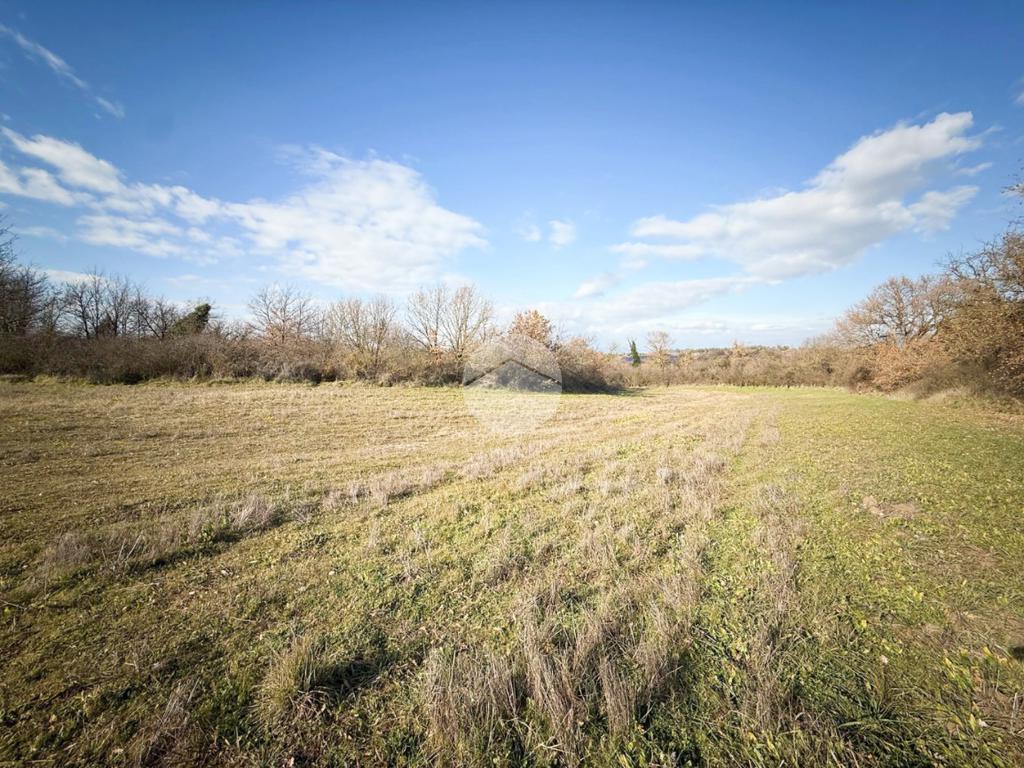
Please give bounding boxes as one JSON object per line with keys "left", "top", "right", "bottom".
{"left": 3, "top": 129, "right": 123, "bottom": 192}
{"left": 954, "top": 161, "right": 992, "bottom": 177}
{"left": 15, "top": 224, "right": 68, "bottom": 242}
{"left": 574, "top": 271, "right": 620, "bottom": 299}
{"left": 0, "top": 129, "right": 486, "bottom": 292}
{"left": 518, "top": 222, "right": 543, "bottom": 242}
{"left": 618, "top": 112, "right": 983, "bottom": 279}
{"left": 573, "top": 254, "right": 648, "bottom": 298}
{"left": 0, "top": 154, "right": 82, "bottom": 205}
{"left": 609, "top": 242, "right": 703, "bottom": 261}
{"left": 42, "top": 268, "right": 95, "bottom": 284}
{"left": 77, "top": 214, "right": 186, "bottom": 257}
{"left": 518, "top": 216, "right": 577, "bottom": 247}
{"left": 555, "top": 275, "right": 769, "bottom": 340}
{"left": 580, "top": 275, "right": 764, "bottom": 323}
{"left": 0, "top": 24, "right": 124, "bottom": 118}
{"left": 548, "top": 219, "right": 577, "bottom": 247}
{"left": 908, "top": 186, "right": 979, "bottom": 234}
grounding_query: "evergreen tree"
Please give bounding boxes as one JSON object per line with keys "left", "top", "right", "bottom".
{"left": 628, "top": 338, "right": 641, "bottom": 366}
{"left": 170, "top": 303, "right": 212, "bottom": 336}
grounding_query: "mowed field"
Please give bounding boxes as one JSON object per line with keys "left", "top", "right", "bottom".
{"left": 1, "top": 382, "right": 1023, "bottom": 767}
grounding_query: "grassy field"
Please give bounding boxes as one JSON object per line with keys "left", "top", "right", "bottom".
{"left": 1, "top": 382, "right": 1023, "bottom": 766}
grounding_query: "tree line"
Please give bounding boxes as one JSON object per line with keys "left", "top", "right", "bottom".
{"left": 623, "top": 229, "right": 1023, "bottom": 397}
{"left": 0, "top": 230, "right": 614, "bottom": 389}
{"left": 1, "top": 181, "right": 1021, "bottom": 397}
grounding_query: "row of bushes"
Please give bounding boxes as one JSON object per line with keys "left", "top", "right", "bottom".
{"left": 0, "top": 334, "right": 568, "bottom": 387}
{"left": 1, "top": 201, "right": 1021, "bottom": 396}
{"left": 0, "top": 313, "right": 627, "bottom": 390}
{"left": 1, "top": 315, "right": 1001, "bottom": 396}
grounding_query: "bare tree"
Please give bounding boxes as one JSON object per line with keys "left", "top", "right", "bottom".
{"left": 407, "top": 283, "right": 492, "bottom": 359}
{"left": 443, "top": 285, "right": 493, "bottom": 359}
{"left": 406, "top": 284, "right": 448, "bottom": 352}
{"left": 943, "top": 233, "right": 1024, "bottom": 393}
{"left": 136, "top": 297, "right": 185, "bottom": 339}
{"left": 327, "top": 295, "right": 397, "bottom": 375}
{"left": 645, "top": 330, "right": 674, "bottom": 385}
{"left": 0, "top": 225, "right": 58, "bottom": 336}
{"left": 61, "top": 271, "right": 140, "bottom": 339}
{"left": 248, "top": 285, "right": 320, "bottom": 344}
{"left": 646, "top": 330, "right": 672, "bottom": 366}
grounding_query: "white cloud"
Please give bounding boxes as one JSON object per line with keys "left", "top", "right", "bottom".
{"left": 15, "top": 224, "right": 68, "bottom": 242}
{"left": 77, "top": 214, "right": 185, "bottom": 257}
{"left": 221, "top": 152, "right": 486, "bottom": 291}
{"left": 574, "top": 272, "right": 619, "bottom": 299}
{"left": 621, "top": 112, "right": 983, "bottom": 279}
{"left": 0, "top": 25, "right": 124, "bottom": 118}
{"left": 518, "top": 222, "right": 543, "bottom": 242}
{"left": 518, "top": 216, "right": 578, "bottom": 248}
{"left": 548, "top": 219, "right": 577, "bottom": 247}
{"left": 0, "top": 130, "right": 486, "bottom": 290}
{"left": 43, "top": 268, "right": 96, "bottom": 285}
{"left": 2, "top": 128, "right": 121, "bottom": 193}
{"left": 609, "top": 241, "right": 703, "bottom": 260}
{"left": 0, "top": 156, "right": 81, "bottom": 205}
{"left": 173, "top": 188, "right": 223, "bottom": 223}
{"left": 588, "top": 276, "right": 764, "bottom": 323}
{"left": 572, "top": 254, "right": 648, "bottom": 299}
{"left": 954, "top": 161, "right": 992, "bottom": 177}
{"left": 908, "top": 186, "right": 978, "bottom": 233}
{"left": 15, "top": 167, "right": 80, "bottom": 205}
{"left": 548, "top": 275, "right": 771, "bottom": 344}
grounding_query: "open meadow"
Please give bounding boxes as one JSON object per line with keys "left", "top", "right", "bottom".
{"left": 1, "top": 381, "right": 1023, "bottom": 766}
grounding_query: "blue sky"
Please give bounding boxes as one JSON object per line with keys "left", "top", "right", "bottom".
{"left": 1, "top": 1, "right": 1022, "bottom": 348}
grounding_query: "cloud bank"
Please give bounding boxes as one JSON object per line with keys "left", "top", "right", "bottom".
{"left": 615, "top": 112, "right": 982, "bottom": 279}
{"left": 569, "top": 112, "right": 984, "bottom": 340}
{"left": 0, "top": 130, "right": 486, "bottom": 292}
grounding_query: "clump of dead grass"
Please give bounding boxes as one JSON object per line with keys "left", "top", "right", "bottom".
{"left": 36, "top": 492, "right": 286, "bottom": 585}
{"left": 347, "top": 463, "right": 450, "bottom": 508}
{"left": 187, "top": 492, "right": 281, "bottom": 540}
{"left": 419, "top": 572, "right": 698, "bottom": 765}
{"left": 461, "top": 446, "right": 529, "bottom": 481}
{"left": 229, "top": 493, "right": 280, "bottom": 532}
{"left": 420, "top": 647, "right": 526, "bottom": 763}
{"left": 257, "top": 634, "right": 337, "bottom": 730}
{"left": 257, "top": 630, "right": 391, "bottom": 736}
{"left": 37, "top": 530, "right": 102, "bottom": 580}
{"left": 128, "top": 679, "right": 204, "bottom": 767}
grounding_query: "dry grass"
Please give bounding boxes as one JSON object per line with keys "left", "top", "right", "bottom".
{"left": 257, "top": 635, "right": 338, "bottom": 730}
{"left": 128, "top": 679, "right": 204, "bottom": 767}
{"left": 1, "top": 382, "right": 1023, "bottom": 766}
